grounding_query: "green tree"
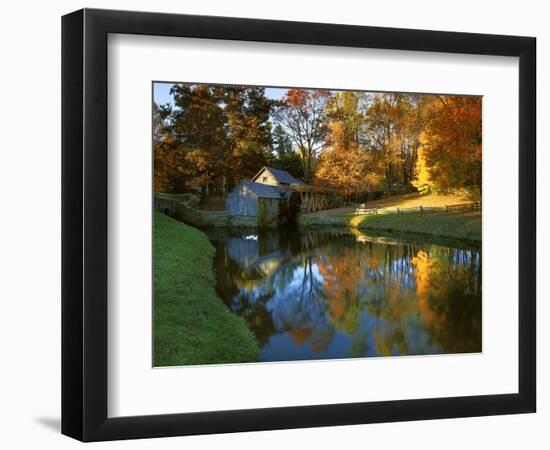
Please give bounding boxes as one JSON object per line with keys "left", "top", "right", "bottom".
{"left": 221, "top": 86, "right": 274, "bottom": 189}
{"left": 271, "top": 124, "right": 304, "bottom": 179}
{"left": 169, "top": 84, "right": 229, "bottom": 194}
{"left": 272, "top": 123, "right": 293, "bottom": 155}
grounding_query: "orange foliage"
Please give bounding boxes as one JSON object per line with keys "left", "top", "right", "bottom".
{"left": 420, "top": 96, "right": 482, "bottom": 194}
{"left": 315, "top": 122, "right": 383, "bottom": 197}
{"left": 317, "top": 249, "right": 362, "bottom": 318}
{"left": 288, "top": 328, "right": 312, "bottom": 346}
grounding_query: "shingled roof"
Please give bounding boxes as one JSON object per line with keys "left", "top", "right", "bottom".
{"left": 252, "top": 166, "right": 305, "bottom": 185}
{"left": 242, "top": 181, "right": 283, "bottom": 199}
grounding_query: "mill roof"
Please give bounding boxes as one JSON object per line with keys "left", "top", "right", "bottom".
{"left": 242, "top": 181, "right": 283, "bottom": 199}
{"left": 252, "top": 166, "right": 305, "bottom": 185}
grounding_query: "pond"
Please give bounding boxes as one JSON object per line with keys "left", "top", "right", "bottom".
{"left": 202, "top": 227, "right": 481, "bottom": 363}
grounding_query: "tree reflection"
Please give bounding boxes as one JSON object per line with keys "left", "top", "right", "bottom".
{"left": 205, "top": 227, "right": 481, "bottom": 361}
{"left": 318, "top": 248, "right": 363, "bottom": 335}
{"left": 412, "top": 248, "right": 482, "bottom": 353}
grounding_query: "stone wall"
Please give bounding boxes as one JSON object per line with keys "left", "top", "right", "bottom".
{"left": 155, "top": 195, "right": 269, "bottom": 228}
{"left": 154, "top": 196, "right": 227, "bottom": 227}
{"left": 175, "top": 207, "right": 229, "bottom": 227}
{"left": 155, "top": 195, "right": 285, "bottom": 228}
{"left": 227, "top": 215, "right": 258, "bottom": 227}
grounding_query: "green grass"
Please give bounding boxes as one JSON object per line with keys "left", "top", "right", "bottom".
{"left": 300, "top": 210, "right": 481, "bottom": 242}
{"left": 351, "top": 211, "right": 481, "bottom": 241}
{"left": 154, "top": 211, "right": 259, "bottom": 366}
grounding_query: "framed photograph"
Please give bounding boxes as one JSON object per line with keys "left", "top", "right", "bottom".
{"left": 62, "top": 8, "right": 536, "bottom": 441}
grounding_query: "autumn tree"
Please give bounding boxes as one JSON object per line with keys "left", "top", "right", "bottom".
{"left": 154, "top": 83, "right": 482, "bottom": 200}
{"left": 326, "top": 90, "right": 365, "bottom": 146}
{"left": 159, "top": 84, "right": 275, "bottom": 194}
{"left": 153, "top": 101, "right": 186, "bottom": 192}
{"left": 418, "top": 95, "right": 482, "bottom": 197}
{"left": 363, "top": 93, "right": 422, "bottom": 189}
{"left": 275, "top": 89, "right": 331, "bottom": 181}
{"left": 315, "top": 91, "right": 383, "bottom": 198}
{"left": 169, "top": 84, "right": 229, "bottom": 194}
{"left": 316, "top": 122, "right": 383, "bottom": 198}
{"left": 411, "top": 134, "right": 433, "bottom": 195}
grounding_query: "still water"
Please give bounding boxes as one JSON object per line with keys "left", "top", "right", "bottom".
{"left": 203, "top": 227, "right": 481, "bottom": 362}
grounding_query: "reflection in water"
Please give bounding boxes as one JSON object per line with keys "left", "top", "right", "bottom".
{"left": 204, "top": 227, "right": 481, "bottom": 362}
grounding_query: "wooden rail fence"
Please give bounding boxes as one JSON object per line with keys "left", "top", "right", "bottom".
{"left": 355, "top": 202, "right": 481, "bottom": 216}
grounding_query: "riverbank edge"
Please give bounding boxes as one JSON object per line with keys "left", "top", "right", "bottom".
{"left": 154, "top": 211, "right": 260, "bottom": 366}
{"left": 155, "top": 196, "right": 278, "bottom": 228}
{"left": 298, "top": 210, "right": 482, "bottom": 242}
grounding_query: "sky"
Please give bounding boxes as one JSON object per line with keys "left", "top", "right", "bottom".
{"left": 153, "top": 81, "right": 287, "bottom": 107}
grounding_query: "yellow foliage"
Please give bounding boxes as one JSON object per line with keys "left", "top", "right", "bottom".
{"left": 411, "top": 141, "right": 434, "bottom": 195}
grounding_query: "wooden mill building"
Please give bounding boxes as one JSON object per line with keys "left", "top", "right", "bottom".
{"left": 225, "top": 180, "right": 284, "bottom": 226}
{"left": 251, "top": 166, "right": 305, "bottom": 188}
{"left": 226, "top": 166, "right": 340, "bottom": 226}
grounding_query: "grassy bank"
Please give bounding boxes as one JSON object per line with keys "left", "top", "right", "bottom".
{"left": 350, "top": 211, "right": 481, "bottom": 241}
{"left": 300, "top": 210, "right": 481, "bottom": 242}
{"left": 298, "top": 193, "right": 481, "bottom": 242}
{"left": 154, "top": 211, "right": 259, "bottom": 366}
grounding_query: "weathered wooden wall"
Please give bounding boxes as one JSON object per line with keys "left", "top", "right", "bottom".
{"left": 254, "top": 168, "right": 280, "bottom": 186}
{"left": 257, "top": 198, "right": 279, "bottom": 226}
{"left": 226, "top": 184, "right": 258, "bottom": 216}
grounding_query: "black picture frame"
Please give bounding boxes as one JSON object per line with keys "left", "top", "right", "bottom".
{"left": 62, "top": 8, "right": 536, "bottom": 442}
